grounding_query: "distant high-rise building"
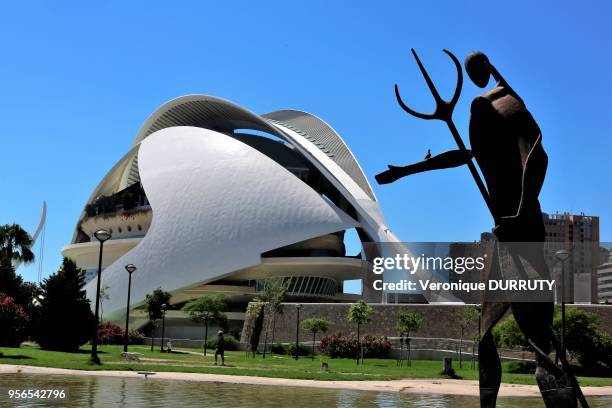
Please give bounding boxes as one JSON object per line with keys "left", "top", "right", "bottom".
{"left": 542, "top": 212, "right": 600, "bottom": 304}
{"left": 597, "top": 251, "right": 612, "bottom": 304}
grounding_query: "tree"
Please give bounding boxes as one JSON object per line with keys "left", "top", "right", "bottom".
{"left": 396, "top": 311, "right": 423, "bottom": 366}
{"left": 99, "top": 285, "right": 110, "bottom": 320}
{"left": 245, "top": 301, "right": 266, "bottom": 357}
{"left": 144, "top": 288, "right": 171, "bottom": 351}
{"left": 0, "top": 293, "right": 30, "bottom": 347}
{"left": 0, "top": 255, "right": 24, "bottom": 301}
{"left": 34, "top": 258, "right": 95, "bottom": 351}
{"left": 0, "top": 223, "right": 35, "bottom": 304}
{"left": 302, "top": 318, "right": 330, "bottom": 359}
{"left": 552, "top": 307, "right": 612, "bottom": 370}
{"left": 493, "top": 307, "right": 612, "bottom": 371}
{"left": 0, "top": 224, "right": 34, "bottom": 264}
{"left": 458, "top": 307, "right": 480, "bottom": 368}
{"left": 182, "top": 294, "right": 226, "bottom": 356}
{"left": 258, "top": 278, "right": 287, "bottom": 358}
{"left": 396, "top": 311, "right": 423, "bottom": 338}
{"left": 493, "top": 314, "right": 529, "bottom": 349}
{"left": 348, "top": 300, "right": 373, "bottom": 364}
{"left": 0, "top": 224, "right": 40, "bottom": 338}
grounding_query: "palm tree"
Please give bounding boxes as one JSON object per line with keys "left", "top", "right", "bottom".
{"left": 0, "top": 224, "right": 34, "bottom": 301}
{"left": 0, "top": 224, "right": 34, "bottom": 264}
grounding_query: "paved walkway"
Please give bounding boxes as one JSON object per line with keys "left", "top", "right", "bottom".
{"left": 1, "top": 364, "right": 611, "bottom": 397}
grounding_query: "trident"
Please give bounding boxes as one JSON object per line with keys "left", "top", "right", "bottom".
{"left": 393, "top": 49, "right": 496, "bottom": 221}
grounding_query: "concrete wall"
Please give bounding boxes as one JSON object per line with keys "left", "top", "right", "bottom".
{"left": 240, "top": 303, "right": 612, "bottom": 344}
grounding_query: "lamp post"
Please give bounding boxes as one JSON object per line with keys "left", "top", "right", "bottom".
{"left": 160, "top": 303, "right": 167, "bottom": 352}
{"left": 90, "top": 228, "right": 111, "bottom": 364}
{"left": 294, "top": 304, "right": 302, "bottom": 360}
{"left": 555, "top": 249, "right": 570, "bottom": 360}
{"left": 123, "top": 264, "right": 137, "bottom": 353}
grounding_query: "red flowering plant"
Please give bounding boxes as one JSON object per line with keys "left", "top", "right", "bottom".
{"left": 97, "top": 321, "right": 124, "bottom": 345}
{"left": 362, "top": 335, "right": 392, "bottom": 358}
{"left": 319, "top": 333, "right": 392, "bottom": 358}
{"left": 319, "top": 333, "right": 359, "bottom": 358}
{"left": 0, "top": 293, "right": 30, "bottom": 347}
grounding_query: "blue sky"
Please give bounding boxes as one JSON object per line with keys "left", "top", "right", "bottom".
{"left": 1, "top": 1, "right": 610, "bottom": 285}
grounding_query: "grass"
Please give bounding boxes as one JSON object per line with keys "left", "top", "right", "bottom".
{"left": 1, "top": 343, "right": 611, "bottom": 386}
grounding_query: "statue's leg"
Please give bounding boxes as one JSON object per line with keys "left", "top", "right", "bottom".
{"left": 511, "top": 302, "right": 577, "bottom": 408}
{"left": 479, "top": 301, "right": 509, "bottom": 408}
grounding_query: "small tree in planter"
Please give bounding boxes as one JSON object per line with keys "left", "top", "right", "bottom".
{"left": 348, "top": 300, "right": 373, "bottom": 365}
{"left": 396, "top": 311, "right": 423, "bottom": 366}
{"left": 144, "top": 288, "right": 171, "bottom": 351}
{"left": 302, "top": 318, "right": 330, "bottom": 359}
{"left": 182, "top": 294, "right": 226, "bottom": 356}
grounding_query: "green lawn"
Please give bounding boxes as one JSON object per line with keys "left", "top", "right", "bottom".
{"left": 1, "top": 343, "right": 610, "bottom": 386}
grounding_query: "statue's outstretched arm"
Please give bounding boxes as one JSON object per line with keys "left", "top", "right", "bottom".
{"left": 376, "top": 149, "right": 472, "bottom": 184}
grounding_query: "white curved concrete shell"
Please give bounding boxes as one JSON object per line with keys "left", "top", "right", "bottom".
{"left": 62, "top": 95, "right": 409, "bottom": 322}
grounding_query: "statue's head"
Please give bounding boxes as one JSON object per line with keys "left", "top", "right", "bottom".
{"left": 465, "top": 51, "right": 491, "bottom": 88}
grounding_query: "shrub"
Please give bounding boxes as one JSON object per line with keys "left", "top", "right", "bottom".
{"left": 362, "top": 335, "right": 392, "bottom": 358}
{"left": 286, "top": 342, "right": 310, "bottom": 356}
{"left": 319, "top": 334, "right": 359, "bottom": 358}
{"left": 0, "top": 293, "right": 30, "bottom": 347}
{"left": 554, "top": 308, "right": 612, "bottom": 370}
{"left": 319, "top": 333, "right": 391, "bottom": 358}
{"left": 205, "top": 334, "right": 239, "bottom": 350}
{"left": 270, "top": 343, "right": 286, "bottom": 354}
{"left": 493, "top": 307, "right": 612, "bottom": 371}
{"left": 128, "top": 330, "right": 145, "bottom": 345}
{"left": 98, "top": 321, "right": 124, "bottom": 345}
{"left": 492, "top": 315, "right": 529, "bottom": 350}
{"left": 507, "top": 360, "right": 537, "bottom": 374}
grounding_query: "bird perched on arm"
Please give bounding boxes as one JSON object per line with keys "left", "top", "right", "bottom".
{"left": 424, "top": 149, "right": 432, "bottom": 160}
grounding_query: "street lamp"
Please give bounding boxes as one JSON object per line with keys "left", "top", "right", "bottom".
{"left": 123, "top": 264, "right": 137, "bottom": 353}
{"left": 555, "top": 249, "right": 570, "bottom": 360}
{"left": 160, "top": 303, "right": 167, "bottom": 352}
{"left": 294, "top": 304, "right": 302, "bottom": 360}
{"left": 90, "top": 228, "right": 111, "bottom": 364}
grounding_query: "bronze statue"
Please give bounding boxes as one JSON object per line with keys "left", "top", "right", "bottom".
{"left": 377, "top": 49, "right": 588, "bottom": 408}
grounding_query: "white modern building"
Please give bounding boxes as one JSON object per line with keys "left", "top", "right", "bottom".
{"left": 62, "top": 95, "right": 428, "bottom": 336}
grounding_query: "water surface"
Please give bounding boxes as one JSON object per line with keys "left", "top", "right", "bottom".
{"left": 0, "top": 374, "right": 610, "bottom": 407}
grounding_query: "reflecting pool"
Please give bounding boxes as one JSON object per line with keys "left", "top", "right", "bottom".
{"left": 0, "top": 374, "right": 610, "bottom": 407}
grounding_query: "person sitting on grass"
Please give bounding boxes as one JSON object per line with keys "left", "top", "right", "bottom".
{"left": 214, "top": 330, "right": 225, "bottom": 366}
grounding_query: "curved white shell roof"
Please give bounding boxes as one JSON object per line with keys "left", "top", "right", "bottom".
{"left": 66, "top": 94, "right": 421, "bottom": 318}
{"left": 88, "top": 126, "right": 358, "bottom": 317}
